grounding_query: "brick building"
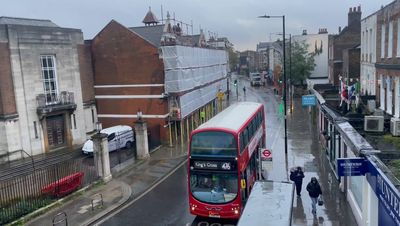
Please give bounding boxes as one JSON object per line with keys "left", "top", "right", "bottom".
{"left": 376, "top": 0, "right": 400, "bottom": 117}
{"left": 91, "top": 9, "right": 228, "bottom": 146}
{"left": 328, "top": 6, "right": 362, "bottom": 86}
{"left": 0, "top": 17, "right": 96, "bottom": 161}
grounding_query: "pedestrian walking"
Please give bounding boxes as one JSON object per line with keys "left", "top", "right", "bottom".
{"left": 306, "top": 177, "right": 322, "bottom": 215}
{"left": 243, "top": 86, "right": 246, "bottom": 96}
{"left": 290, "top": 166, "right": 305, "bottom": 196}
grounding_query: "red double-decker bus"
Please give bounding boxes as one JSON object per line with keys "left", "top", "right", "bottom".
{"left": 188, "top": 102, "right": 266, "bottom": 219}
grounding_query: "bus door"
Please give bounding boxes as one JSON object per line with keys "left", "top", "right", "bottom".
{"left": 240, "top": 172, "right": 248, "bottom": 205}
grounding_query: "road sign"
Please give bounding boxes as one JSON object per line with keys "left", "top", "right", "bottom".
{"left": 302, "top": 95, "right": 316, "bottom": 106}
{"left": 337, "top": 157, "right": 368, "bottom": 177}
{"left": 261, "top": 149, "right": 272, "bottom": 161}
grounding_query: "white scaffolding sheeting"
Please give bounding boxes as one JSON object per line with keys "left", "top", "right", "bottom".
{"left": 179, "top": 79, "right": 227, "bottom": 119}
{"left": 161, "top": 45, "right": 228, "bottom": 93}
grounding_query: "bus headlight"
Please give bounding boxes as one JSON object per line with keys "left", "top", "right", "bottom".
{"left": 191, "top": 204, "right": 197, "bottom": 211}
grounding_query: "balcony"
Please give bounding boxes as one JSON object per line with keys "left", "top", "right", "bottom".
{"left": 36, "top": 91, "right": 77, "bottom": 118}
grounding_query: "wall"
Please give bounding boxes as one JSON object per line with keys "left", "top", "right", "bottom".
{"left": 292, "top": 33, "right": 329, "bottom": 79}
{"left": 4, "top": 24, "right": 86, "bottom": 156}
{"left": 91, "top": 20, "right": 168, "bottom": 144}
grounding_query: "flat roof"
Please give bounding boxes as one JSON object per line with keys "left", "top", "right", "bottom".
{"left": 237, "top": 180, "right": 294, "bottom": 226}
{"left": 197, "top": 102, "right": 263, "bottom": 132}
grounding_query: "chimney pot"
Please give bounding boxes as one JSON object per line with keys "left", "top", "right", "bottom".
{"left": 353, "top": 7, "right": 356, "bottom": 12}
{"left": 349, "top": 7, "right": 352, "bottom": 12}
{"left": 339, "top": 26, "right": 342, "bottom": 33}
{"left": 358, "top": 6, "right": 361, "bottom": 12}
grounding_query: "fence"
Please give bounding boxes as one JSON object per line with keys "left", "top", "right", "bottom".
{"left": 0, "top": 157, "right": 98, "bottom": 225}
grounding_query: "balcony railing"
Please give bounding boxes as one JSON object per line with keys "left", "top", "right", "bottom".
{"left": 36, "top": 91, "right": 77, "bottom": 118}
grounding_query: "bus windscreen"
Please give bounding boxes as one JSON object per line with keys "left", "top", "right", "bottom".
{"left": 190, "top": 131, "right": 237, "bottom": 157}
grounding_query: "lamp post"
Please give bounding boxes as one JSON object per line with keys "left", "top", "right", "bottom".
{"left": 258, "top": 15, "right": 288, "bottom": 155}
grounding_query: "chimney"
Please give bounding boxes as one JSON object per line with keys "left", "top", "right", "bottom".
{"left": 348, "top": 5, "right": 361, "bottom": 27}
{"left": 338, "top": 26, "right": 342, "bottom": 33}
{"left": 302, "top": 29, "right": 307, "bottom": 35}
{"left": 318, "top": 28, "right": 328, "bottom": 34}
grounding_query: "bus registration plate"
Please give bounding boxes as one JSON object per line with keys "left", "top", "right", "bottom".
{"left": 209, "top": 211, "right": 220, "bottom": 218}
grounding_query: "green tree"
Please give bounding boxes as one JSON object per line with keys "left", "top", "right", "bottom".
{"left": 227, "top": 46, "right": 238, "bottom": 72}
{"left": 287, "top": 41, "right": 315, "bottom": 85}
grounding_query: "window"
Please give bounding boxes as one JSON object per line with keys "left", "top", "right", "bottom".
{"left": 389, "top": 21, "right": 393, "bottom": 58}
{"left": 107, "top": 133, "right": 116, "bottom": 141}
{"left": 191, "top": 131, "right": 237, "bottom": 157}
{"left": 73, "top": 114, "right": 76, "bottom": 129}
{"left": 397, "top": 19, "right": 400, "bottom": 57}
{"left": 381, "top": 24, "right": 386, "bottom": 58}
{"left": 40, "top": 55, "right": 58, "bottom": 104}
{"left": 365, "top": 30, "right": 368, "bottom": 61}
{"left": 370, "top": 28, "right": 373, "bottom": 61}
{"left": 190, "top": 172, "right": 238, "bottom": 204}
{"left": 34, "top": 121, "right": 38, "bottom": 139}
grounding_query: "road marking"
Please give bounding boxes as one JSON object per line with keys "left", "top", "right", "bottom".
{"left": 93, "top": 159, "right": 188, "bottom": 225}
{"left": 77, "top": 204, "right": 92, "bottom": 214}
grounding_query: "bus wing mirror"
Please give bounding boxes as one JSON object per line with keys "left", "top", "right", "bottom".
{"left": 241, "top": 179, "right": 246, "bottom": 189}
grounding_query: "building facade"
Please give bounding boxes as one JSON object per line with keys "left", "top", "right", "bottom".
{"left": 376, "top": 0, "right": 400, "bottom": 118}
{"left": 293, "top": 29, "right": 330, "bottom": 87}
{"left": 91, "top": 10, "right": 228, "bottom": 146}
{"left": 328, "top": 6, "right": 362, "bottom": 86}
{"left": 0, "top": 17, "right": 96, "bottom": 162}
{"left": 360, "top": 13, "right": 377, "bottom": 96}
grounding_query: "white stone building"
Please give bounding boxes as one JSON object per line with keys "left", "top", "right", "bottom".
{"left": 293, "top": 29, "right": 329, "bottom": 86}
{"left": 360, "top": 13, "right": 377, "bottom": 96}
{"left": 0, "top": 17, "right": 97, "bottom": 162}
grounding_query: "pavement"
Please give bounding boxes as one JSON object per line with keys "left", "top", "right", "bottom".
{"left": 22, "top": 145, "right": 187, "bottom": 226}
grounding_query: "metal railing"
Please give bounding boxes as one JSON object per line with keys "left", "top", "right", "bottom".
{"left": 36, "top": 91, "right": 75, "bottom": 108}
{"left": 0, "top": 157, "right": 98, "bottom": 225}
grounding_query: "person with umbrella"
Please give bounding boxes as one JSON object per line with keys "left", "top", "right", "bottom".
{"left": 290, "top": 166, "right": 305, "bottom": 197}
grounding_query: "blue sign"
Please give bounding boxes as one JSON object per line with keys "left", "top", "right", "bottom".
{"left": 367, "top": 159, "right": 400, "bottom": 226}
{"left": 301, "top": 95, "right": 316, "bottom": 106}
{"left": 337, "top": 158, "right": 367, "bottom": 177}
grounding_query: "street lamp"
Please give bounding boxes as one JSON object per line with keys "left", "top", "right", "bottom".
{"left": 258, "top": 14, "right": 288, "bottom": 155}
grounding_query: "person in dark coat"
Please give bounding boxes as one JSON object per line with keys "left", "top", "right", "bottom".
{"left": 306, "top": 177, "right": 322, "bottom": 215}
{"left": 290, "top": 167, "right": 305, "bottom": 196}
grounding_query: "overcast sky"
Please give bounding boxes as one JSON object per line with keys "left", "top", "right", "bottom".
{"left": 0, "top": 0, "right": 393, "bottom": 51}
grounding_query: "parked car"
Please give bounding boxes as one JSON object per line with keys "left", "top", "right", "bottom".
{"left": 82, "top": 125, "right": 134, "bottom": 154}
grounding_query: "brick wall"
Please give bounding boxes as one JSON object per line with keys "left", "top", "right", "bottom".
{"left": 91, "top": 20, "right": 168, "bottom": 145}
{"left": 78, "top": 43, "right": 95, "bottom": 104}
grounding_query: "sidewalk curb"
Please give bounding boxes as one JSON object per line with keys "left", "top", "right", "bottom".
{"left": 81, "top": 180, "right": 132, "bottom": 226}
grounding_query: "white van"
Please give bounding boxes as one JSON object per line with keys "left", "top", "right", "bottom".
{"left": 82, "top": 125, "right": 134, "bottom": 155}
{"left": 250, "top": 72, "right": 265, "bottom": 86}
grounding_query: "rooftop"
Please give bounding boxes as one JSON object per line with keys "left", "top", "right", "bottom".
{"left": 0, "top": 16, "right": 58, "bottom": 27}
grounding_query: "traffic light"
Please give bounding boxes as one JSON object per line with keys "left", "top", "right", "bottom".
{"left": 234, "top": 79, "right": 237, "bottom": 86}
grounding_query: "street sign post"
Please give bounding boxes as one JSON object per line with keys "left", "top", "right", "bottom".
{"left": 337, "top": 157, "right": 368, "bottom": 177}
{"left": 261, "top": 149, "right": 272, "bottom": 161}
{"left": 301, "top": 95, "right": 316, "bottom": 106}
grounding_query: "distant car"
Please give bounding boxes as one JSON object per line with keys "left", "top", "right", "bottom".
{"left": 82, "top": 125, "right": 134, "bottom": 155}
